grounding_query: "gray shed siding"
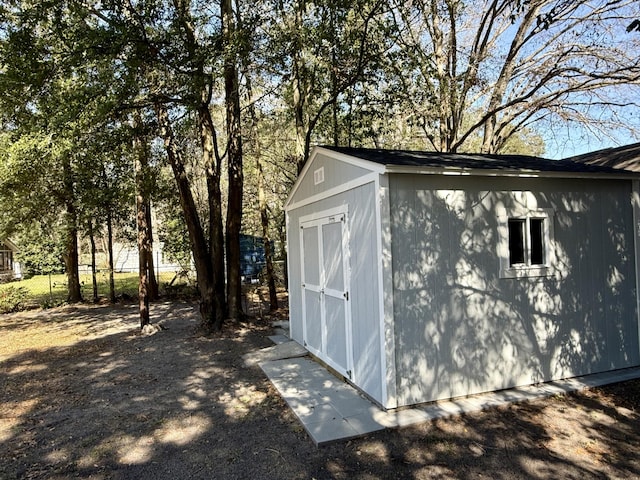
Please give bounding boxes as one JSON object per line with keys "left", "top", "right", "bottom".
{"left": 389, "top": 174, "right": 640, "bottom": 406}
{"left": 287, "top": 181, "right": 385, "bottom": 404}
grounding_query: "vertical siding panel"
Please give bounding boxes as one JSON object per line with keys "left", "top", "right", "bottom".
{"left": 286, "top": 214, "right": 304, "bottom": 344}
{"left": 348, "top": 183, "right": 383, "bottom": 403}
{"left": 595, "top": 187, "right": 611, "bottom": 371}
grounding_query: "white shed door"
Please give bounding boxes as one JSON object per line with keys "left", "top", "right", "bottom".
{"left": 300, "top": 212, "right": 352, "bottom": 380}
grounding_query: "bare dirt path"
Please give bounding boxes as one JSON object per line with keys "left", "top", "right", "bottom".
{"left": 1, "top": 302, "right": 639, "bottom": 479}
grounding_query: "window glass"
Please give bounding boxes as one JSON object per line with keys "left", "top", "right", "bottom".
{"left": 500, "top": 208, "right": 552, "bottom": 278}
{"left": 529, "top": 218, "right": 545, "bottom": 265}
{"left": 508, "top": 219, "right": 525, "bottom": 266}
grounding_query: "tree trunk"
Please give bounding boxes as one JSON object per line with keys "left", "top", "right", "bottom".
{"left": 198, "top": 100, "right": 226, "bottom": 324}
{"left": 88, "top": 219, "right": 98, "bottom": 303}
{"left": 135, "top": 164, "right": 150, "bottom": 329}
{"left": 62, "top": 157, "right": 81, "bottom": 303}
{"left": 239, "top": 17, "right": 277, "bottom": 313}
{"left": 134, "top": 115, "right": 151, "bottom": 329}
{"left": 480, "top": 3, "right": 541, "bottom": 153}
{"left": 62, "top": 219, "right": 82, "bottom": 303}
{"left": 106, "top": 210, "right": 116, "bottom": 303}
{"left": 137, "top": 222, "right": 150, "bottom": 329}
{"left": 292, "top": 0, "right": 306, "bottom": 173}
{"left": 171, "top": 0, "right": 226, "bottom": 330}
{"left": 145, "top": 194, "right": 159, "bottom": 301}
{"left": 259, "top": 171, "right": 278, "bottom": 311}
{"left": 222, "top": 0, "right": 244, "bottom": 321}
{"left": 156, "top": 103, "right": 222, "bottom": 331}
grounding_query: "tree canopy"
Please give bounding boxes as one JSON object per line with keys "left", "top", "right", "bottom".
{"left": 1, "top": 0, "right": 639, "bottom": 326}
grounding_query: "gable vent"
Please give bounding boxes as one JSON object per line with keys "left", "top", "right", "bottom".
{"left": 313, "top": 167, "right": 325, "bottom": 185}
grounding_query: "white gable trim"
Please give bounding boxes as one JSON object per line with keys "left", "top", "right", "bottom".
{"left": 285, "top": 172, "right": 380, "bottom": 212}
{"left": 284, "top": 146, "right": 385, "bottom": 209}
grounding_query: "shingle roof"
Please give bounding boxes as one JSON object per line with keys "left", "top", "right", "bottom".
{"left": 565, "top": 142, "right": 640, "bottom": 173}
{"left": 321, "top": 145, "right": 636, "bottom": 176}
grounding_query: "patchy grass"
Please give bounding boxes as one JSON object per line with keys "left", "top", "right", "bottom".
{"left": 0, "top": 272, "right": 181, "bottom": 309}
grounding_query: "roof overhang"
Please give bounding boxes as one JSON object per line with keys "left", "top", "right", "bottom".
{"left": 383, "top": 165, "right": 640, "bottom": 180}
{"left": 2, "top": 239, "right": 19, "bottom": 251}
{"left": 285, "top": 145, "right": 640, "bottom": 210}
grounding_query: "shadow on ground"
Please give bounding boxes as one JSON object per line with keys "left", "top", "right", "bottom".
{"left": 1, "top": 302, "right": 639, "bottom": 479}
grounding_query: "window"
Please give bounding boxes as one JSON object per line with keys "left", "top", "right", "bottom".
{"left": 499, "top": 209, "right": 553, "bottom": 278}
{"left": 0, "top": 244, "right": 13, "bottom": 272}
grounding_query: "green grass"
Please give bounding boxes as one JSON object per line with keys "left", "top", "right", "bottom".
{"left": 0, "top": 271, "right": 182, "bottom": 308}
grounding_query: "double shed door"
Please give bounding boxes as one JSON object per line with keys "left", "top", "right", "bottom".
{"left": 300, "top": 210, "right": 353, "bottom": 380}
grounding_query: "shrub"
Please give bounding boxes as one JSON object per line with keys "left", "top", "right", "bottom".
{"left": 0, "top": 286, "right": 29, "bottom": 314}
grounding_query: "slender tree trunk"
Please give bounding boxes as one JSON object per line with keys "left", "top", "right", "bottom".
{"left": 258, "top": 161, "right": 278, "bottom": 310}
{"left": 145, "top": 196, "right": 159, "bottom": 301}
{"left": 238, "top": 13, "right": 277, "bottom": 313}
{"left": 135, "top": 155, "right": 150, "bottom": 328}
{"left": 292, "top": 0, "right": 306, "bottom": 173}
{"left": 277, "top": 213, "right": 288, "bottom": 291}
{"left": 198, "top": 101, "right": 226, "bottom": 325}
{"left": 106, "top": 210, "right": 116, "bottom": 303}
{"left": 88, "top": 220, "right": 98, "bottom": 303}
{"left": 480, "top": 3, "right": 541, "bottom": 153}
{"left": 134, "top": 115, "right": 151, "bottom": 328}
{"left": 137, "top": 220, "right": 150, "bottom": 329}
{"left": 172, "top": 0, "right": 225, "bottom": 330}
{"left": 62, "top": 218, "right": 82, "bottom": 303}
{"left": 62, "top": 157, "right": 81, "bottom": 303}
{"left": 222, "top": 0, "right": 244, "bottom": 321}
{"left": 157, "top": 103, "right": 222, "bottom": 331}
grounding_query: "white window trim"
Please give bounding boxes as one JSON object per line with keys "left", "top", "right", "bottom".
{"left": 498, "top": 208, "right": 554, "bottom": 279}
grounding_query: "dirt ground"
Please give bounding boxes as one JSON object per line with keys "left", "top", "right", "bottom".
{"left": 1, "top": 301, "right": 639, "bottom": 480}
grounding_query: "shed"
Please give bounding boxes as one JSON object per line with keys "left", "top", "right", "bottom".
{"left": 285, "top": 145, "right": 640, "bottom": 410}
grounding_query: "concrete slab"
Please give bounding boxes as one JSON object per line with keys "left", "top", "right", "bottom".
{"left": 242, "top": 340, "right": 306, "bottom": 366}
{"left": 267, "top": 334, "right": 290, "bottom": 345}
{"left": 259, "top": 353, "right": 640, "bottom": 446}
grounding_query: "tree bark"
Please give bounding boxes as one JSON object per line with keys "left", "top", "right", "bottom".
{"left": 62, "top": 156, "right": 82, "bottom": 303}
{"left": 88, "top": 219, "right": 98, "bottom": 303}
{"left": 137, "top": 211, "right": 150, "bottom": 329}
{"left": 198, "top": 98, "right": 226, "bottom": 326}
{"left": 222, "top": 0, "right": 244, "bottom": 321}
{"left": 106, "top": 210, "right": 116, "bottom": 303}
{"left": 144, "top": 186, "right": 159, "bottom": 301}
{"left": 134, "top": 114, "right": 151, "bottom": 329}
{"left": 62, "top": 223, "right": 82, "bottom": 303}
{"left": 171, "top": 0, "right": 226, "bottom": 329}
{"left": 292, "top": 0, "right": 306, "bottom": 173}
{"left": 258, "top": 161, "right": 278, "bottom": 310}
{"left": 156, "top": 103, "right": 222, "bottom": 331}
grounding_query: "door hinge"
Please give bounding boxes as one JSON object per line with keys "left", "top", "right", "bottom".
{"left": 343, "top": 291, "right": 349, "bottom": 301}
